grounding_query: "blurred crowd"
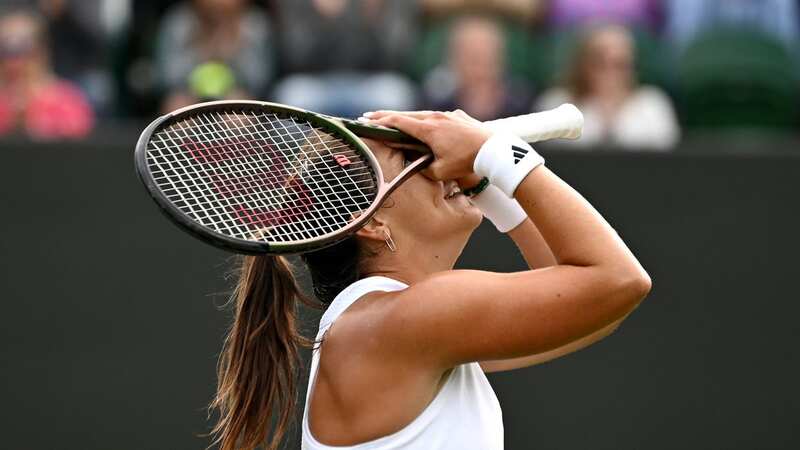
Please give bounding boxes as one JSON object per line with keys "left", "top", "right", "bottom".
{"left": 1, "top": 0, "right": 800, "bottom": 150}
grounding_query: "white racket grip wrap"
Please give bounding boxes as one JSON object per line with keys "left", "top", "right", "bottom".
{"left": 473, "top": 132, "right": 544, "bottom": 198}
{"left": 484, "top": 104, "right": 584, "bottom": 143}
{"left": 469, "top": 184, "right": 528, "bottom": 233}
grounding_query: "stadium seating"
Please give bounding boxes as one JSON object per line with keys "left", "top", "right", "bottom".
{"left": 676, "top": 28, "right": 800, "bottom": 129}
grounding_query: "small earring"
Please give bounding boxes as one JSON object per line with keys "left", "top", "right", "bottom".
{"left": 383, "top": 230, "right": 397, "bottom": 252}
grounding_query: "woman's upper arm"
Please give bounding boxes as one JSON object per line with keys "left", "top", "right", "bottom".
{"left": 377, "top": 268, "right": 645, "bottom": 369}
{"left": 479, "top": 317, "right": 624, "bottom": 373}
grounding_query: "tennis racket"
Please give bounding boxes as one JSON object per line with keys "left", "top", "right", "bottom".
{"left": 135, "top": 100, "right": 583, "bottom": 254}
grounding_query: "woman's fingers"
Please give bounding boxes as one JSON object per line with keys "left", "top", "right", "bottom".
{"left": 368, "top": 110, "right": 490, "bottom": 181}
{"left": 363, "top": 109, "right": 481, "bottom": 124}
{"left": 371, "top": 114, "right": 432, "bottom": 141}
{"left": 362, "top": 110, "right": 437, "bottom": 121}
{"left": 449, "top": 109, "right": 482, "bottom": 125}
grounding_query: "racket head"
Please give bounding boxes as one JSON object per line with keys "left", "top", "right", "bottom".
{"left": 135, "top": 100, "right": 395, "bottom": 255}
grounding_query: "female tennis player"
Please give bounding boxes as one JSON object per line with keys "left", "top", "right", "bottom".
{"left": 209, "top": 110, "right": 651, "bottom": 450}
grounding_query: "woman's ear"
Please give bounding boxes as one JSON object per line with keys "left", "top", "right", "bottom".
{"left": 355, "top": 215, "right": 389, "bottom": 246}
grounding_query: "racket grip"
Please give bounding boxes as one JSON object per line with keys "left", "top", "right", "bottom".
{"left": 484, "top": 104, "right": 584, "bottom": 144}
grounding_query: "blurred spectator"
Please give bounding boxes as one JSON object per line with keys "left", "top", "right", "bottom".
{"left": 272, "top": 0, "right": 418, "bottom": 117}
{"left": 113, "top": 0, "right": 181, "bottom": 117}
{"left": 537, "top": 24, "right": 679, "bottom": 151}
{"left": 548, "top": 0, "right": 663, "bottom": 31}
{"left": 421, "top": 0, "right": 545, "bottom": 24}
{"left": 666, "top": 0, "right": 799, "bottom": 51}
{"left": 38, "top": 0, "right": 123, "bottom": 114}
{"left": 40, "top": 0, "right": 102, "bottom": 82}
{"left": 155, "top": 0, "right": 273, "bottom": 112}
{"left": 423, "top": 15, "right": 532, "bottom": 121}
{"left": 0, "top": 8, "right": 94, "bottom": 139}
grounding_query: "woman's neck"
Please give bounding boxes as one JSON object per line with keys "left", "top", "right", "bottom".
{"left": 361, "top": 264, "right": 433, "bottom": 286}
{"left": 361, "top": 239, "right": 466, "bottom": 286}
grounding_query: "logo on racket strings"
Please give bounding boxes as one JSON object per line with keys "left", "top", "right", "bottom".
{"left": 180, "top": 137, "right": 315, "bottom": 230}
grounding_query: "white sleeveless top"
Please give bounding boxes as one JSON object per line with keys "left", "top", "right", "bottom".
{"left": 301, "top": 276, "right": 504, "bottom": 450}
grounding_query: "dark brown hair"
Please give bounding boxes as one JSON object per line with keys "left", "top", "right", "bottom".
{"left": 210, "top": 237, "right": 366, "bottom": 450}
{"left": 210, "top": 129, "right": 380, "bottom": 449}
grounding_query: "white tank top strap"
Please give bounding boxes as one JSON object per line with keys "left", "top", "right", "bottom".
{"left": 317, "top": 276, "right": 408, "bottom": 334}
{"left": 302, "top": 276, "right": 504, "bottom": 450}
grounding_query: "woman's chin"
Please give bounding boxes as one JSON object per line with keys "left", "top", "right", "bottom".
{"left": 440, "top": 193, "right": 482, "bottom": 229}
{"left": 458, "top": 198, "right": 484, "bottom": 228}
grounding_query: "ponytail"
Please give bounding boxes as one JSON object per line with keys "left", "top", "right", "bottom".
{"left": 210, "top": 255, "right": 318, "bottom": 450}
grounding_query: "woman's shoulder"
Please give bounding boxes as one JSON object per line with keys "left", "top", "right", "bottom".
{"left": 322, "top": 277, "right": 410, "bottom": 338}
{"left": 329, "top": 272, "right": 472, "bottom": 342}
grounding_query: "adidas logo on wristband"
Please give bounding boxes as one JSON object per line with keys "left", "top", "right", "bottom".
{"left": 473, "top": 132, "right": 545, "bottom": 198}
{"left": 512, "top": 145, "right": 529, "bottom": 164}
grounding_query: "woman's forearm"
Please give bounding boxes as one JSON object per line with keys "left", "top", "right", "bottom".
{"left": 507, "top": 219, "right": 557, "bottom": 269}
{"left": 514, "top": 166, "right": 648, "bottom": 283}
{"left": 459, "top": 173, "right": 556, "bottom": 269}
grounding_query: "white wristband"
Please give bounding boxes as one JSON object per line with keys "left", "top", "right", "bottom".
{"left": 473, "top": 132, "right": 544, "bottom": 198}
{"left": 469, "top": 184, "right": 528, "bottom": 233}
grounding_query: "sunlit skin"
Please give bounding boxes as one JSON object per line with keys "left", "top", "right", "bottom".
{"left": 307, "top": 110, "right": 651, "bottom": 445}
{"left": 355, "top": 138, "right": 483, "bottom": 284}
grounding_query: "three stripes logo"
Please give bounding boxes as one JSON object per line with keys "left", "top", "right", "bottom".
{"left": 512, "top": 145, "right": 529, "bottom": 164}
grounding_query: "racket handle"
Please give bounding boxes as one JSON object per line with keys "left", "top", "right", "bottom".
{"left": 484, "top": 104, "right": 584, "bottom": 143}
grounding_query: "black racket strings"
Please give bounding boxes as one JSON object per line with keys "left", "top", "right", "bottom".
{"left": 145, "top": 109, "right": 378, "bottom": 243}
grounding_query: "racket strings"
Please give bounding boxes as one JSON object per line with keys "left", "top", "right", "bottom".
{"left": 151, "top": 124, "right": 365, "bottom": 242}
{"left": 146, "top": 108, "right": 377, "bottom": 243}
{"left": 159, "top": 114, "right": 367, "bottom": 240}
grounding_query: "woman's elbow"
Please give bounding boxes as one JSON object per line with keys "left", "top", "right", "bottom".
{"left": 622, "top": 269, "right": 652, "bottom": 304}
{"left": 608, "top": 266, "right": 652, "bottom": 308}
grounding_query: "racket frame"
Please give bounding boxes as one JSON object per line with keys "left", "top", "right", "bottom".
{"left": 135, "top": 100, "right": 431, "bottom": 254}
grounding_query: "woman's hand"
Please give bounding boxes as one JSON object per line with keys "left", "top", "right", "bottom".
{"left": 365, "top": 109, "right": 491, "bottom": 181}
